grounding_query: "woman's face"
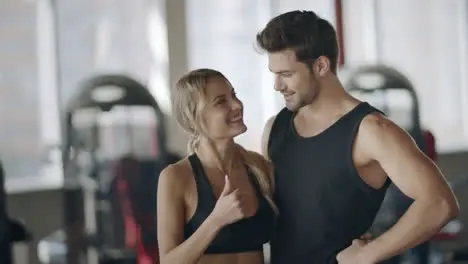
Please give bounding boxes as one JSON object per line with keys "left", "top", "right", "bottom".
{"left": 198, "top": 77, "right": 247, "bottom": 141}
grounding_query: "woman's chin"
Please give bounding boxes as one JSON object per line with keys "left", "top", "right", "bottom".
{"left": 231, "top": 123, "right": 247, "bottom": 137}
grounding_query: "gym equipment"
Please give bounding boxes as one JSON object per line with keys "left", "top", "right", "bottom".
{"left": 0, "top": 161, "right": 33, "bottom": 264}
{"left": 61, "top": 74, "right": 176, "bottom": 264}
{"left": 37, "top": 230, "right": 67, "bottom": 264}
{"left": 345, "top": 65, "right": 426, "bottom": 148}
{"left": 344, "top": 65, "right": 430, "bottom": 263}
{"left": 429, "top": 171, "right": 468, "bottom": 264}
{"left": 0, "top": 161, "right": 8, "bottom": 263}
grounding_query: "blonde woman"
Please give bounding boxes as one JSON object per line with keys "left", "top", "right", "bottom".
{"left": 157, "top": 69, "right": 278, "bottom": 264}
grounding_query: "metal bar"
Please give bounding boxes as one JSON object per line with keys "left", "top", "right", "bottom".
{"left": 334, "top": 0, "right": 345, "bottom": 67}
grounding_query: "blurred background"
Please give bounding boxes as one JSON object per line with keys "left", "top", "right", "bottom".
{"left": 1, "top": 0, "right": 468, "bottom": 263}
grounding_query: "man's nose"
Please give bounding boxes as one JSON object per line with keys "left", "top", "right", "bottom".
{"left": 274, "top": 76, "right": 284, "bottom": 91}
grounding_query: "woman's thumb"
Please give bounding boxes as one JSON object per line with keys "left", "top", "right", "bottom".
{"left": 220, "top": 175, "right": 231, "bottom": 196}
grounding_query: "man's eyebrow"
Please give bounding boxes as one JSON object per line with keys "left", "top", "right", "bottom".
{"left": 269, "top": 68, "right": 294, "bottom": 74}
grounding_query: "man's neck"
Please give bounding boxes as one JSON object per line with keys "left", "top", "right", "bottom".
{"left": 297, "top": 78, "right": 350, "bottom": 119}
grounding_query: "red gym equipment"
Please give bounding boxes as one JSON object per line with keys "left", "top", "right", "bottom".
{"left": 61, "top": 74, "right": 176, "bottom": 264}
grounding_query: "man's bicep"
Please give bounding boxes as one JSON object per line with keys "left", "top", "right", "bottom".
{"left": 261, "top": 115, "right": 276, "bottom": 160}
{"left": 157, "top": 166, "right": 186, "bottom": 255}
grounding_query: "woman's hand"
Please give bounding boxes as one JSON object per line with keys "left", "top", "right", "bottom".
{"left": 209, "top": 176, "right": 251, "bottom": 227}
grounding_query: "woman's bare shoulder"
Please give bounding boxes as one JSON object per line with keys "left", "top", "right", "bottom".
{"left": 158, "top": 157, "right": 194, "bottom": 192}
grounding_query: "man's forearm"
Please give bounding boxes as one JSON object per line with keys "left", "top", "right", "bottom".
{"left": 359, "top": 198, "right": 457, "bottom": 263}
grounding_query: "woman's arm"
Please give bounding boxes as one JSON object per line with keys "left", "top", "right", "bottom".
{"left": 157, "top": 164, "right": 224, "bottom": 264}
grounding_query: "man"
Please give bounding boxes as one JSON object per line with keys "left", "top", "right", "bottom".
{"left": 256, "top": 10, "right": 459, "bottom": 264}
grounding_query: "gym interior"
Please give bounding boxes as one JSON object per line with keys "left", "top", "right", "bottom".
{"left": 1, "top": 0, "right": 468, "bottom": 263}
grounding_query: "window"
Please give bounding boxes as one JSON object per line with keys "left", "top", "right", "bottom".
{"left": 0, "top": 0, "right": 44, "bottom": 192}
{"left": 275, "top": 0, "right": 336, "bottom": 24}
{"left": 186, "top": 0, "right": 468, "bottom": 152}
{"left": 186, "top": 0, "right": 273, "bottom": 152}
{"left": 56, "top": 0, "right": 168, "bottom": 164}
{"left": 185, "top": 0, "right": 340, "bottom": 152}
{"left": 3, "top": 0, "right": 168, "bottom": 193}
{"left": 344, "top": 0, "right": 468, "bottom": 152}
{"left": 56, "top": 0, "right": 163, "bottom": 105}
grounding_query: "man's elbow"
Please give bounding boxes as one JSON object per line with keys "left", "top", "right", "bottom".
{"left": 436, "top": 192, "right": 460, "bottom": 222}
{"left": 159, "top": 253, "right": 171, "bottom": 264}
{"left": 446, "top": 196, "right": 460, "bottom": 219}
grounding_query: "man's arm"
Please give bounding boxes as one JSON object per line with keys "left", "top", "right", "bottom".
{"left": 357, "top": 114, "right": 459, "bottom": 263}
{"left": 261, "top": 115, "right": 277, "bottom": 160}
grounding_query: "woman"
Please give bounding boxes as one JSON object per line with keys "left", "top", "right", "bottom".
{"left": 157, "top": 68, "right": 278, "bottom": 264}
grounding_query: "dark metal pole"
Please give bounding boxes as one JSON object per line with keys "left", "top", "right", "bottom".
{"left": 334, "top": 0, "right": 345, "bottom": 67}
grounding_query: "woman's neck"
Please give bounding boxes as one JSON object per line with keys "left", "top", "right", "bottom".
{"left": 197, "top": 138, "right": 238, "bottom": 174}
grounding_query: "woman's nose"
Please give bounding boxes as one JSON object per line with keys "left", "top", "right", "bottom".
{"left": 230, "top": 98, "right": 243, "bottom": 110}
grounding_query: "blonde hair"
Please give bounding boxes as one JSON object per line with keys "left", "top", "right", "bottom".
{"left": 172, "top": 68, "right": 278, "bottom": 214}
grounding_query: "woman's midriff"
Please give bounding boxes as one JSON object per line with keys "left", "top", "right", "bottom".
{"left": 196, "top": 251, "right": 264, "bottom": 264}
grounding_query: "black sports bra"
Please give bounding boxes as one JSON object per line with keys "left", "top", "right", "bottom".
{"left": 184, "top": 154, "right": 275, "bottom": 254}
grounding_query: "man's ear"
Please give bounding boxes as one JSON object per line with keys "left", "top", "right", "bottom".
{"left": 313, "top": 56, "right": 330, "bottom": 77}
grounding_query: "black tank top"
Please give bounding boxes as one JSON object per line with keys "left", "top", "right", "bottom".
{"left": 268, "top": 102, "right": 391, "bottom": 264}
{"left": 184, "top": 154, "right": 275, "bottom": 254}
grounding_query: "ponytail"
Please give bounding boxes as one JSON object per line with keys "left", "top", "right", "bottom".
{"left": 187, "top": 134, "right": 200, "bottom": 154}
{"left": 235, "top": 144, "right": 278, "bottom": 215}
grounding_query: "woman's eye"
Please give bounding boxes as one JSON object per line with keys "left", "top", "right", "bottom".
{"left": 217, "top": 99, "right": 227, "bottom": 105}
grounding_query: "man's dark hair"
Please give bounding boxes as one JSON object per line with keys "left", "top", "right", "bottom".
{"left": 256, "top": 10, "right": 339, "bottom": 74}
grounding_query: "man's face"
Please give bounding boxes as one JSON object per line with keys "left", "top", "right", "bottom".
{"left": 268, "top": 49, "right": 319, "bottom": 111}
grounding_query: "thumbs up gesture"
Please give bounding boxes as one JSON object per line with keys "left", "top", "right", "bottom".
{"left": 209, "top": 175, "right": 248, "bottom": 227}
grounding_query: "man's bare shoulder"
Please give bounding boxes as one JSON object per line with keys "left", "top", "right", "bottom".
{"left": 263, "top": 115, "right": 278, "bottom": 139}
{"left": 359, "top": 112, "right": 408, "bottom": 141}
{"left": 357, "top": 111, "right": 420, "bottom": 161}
{"left": 261, "top": 115, "right": 278, "bottom": 158}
